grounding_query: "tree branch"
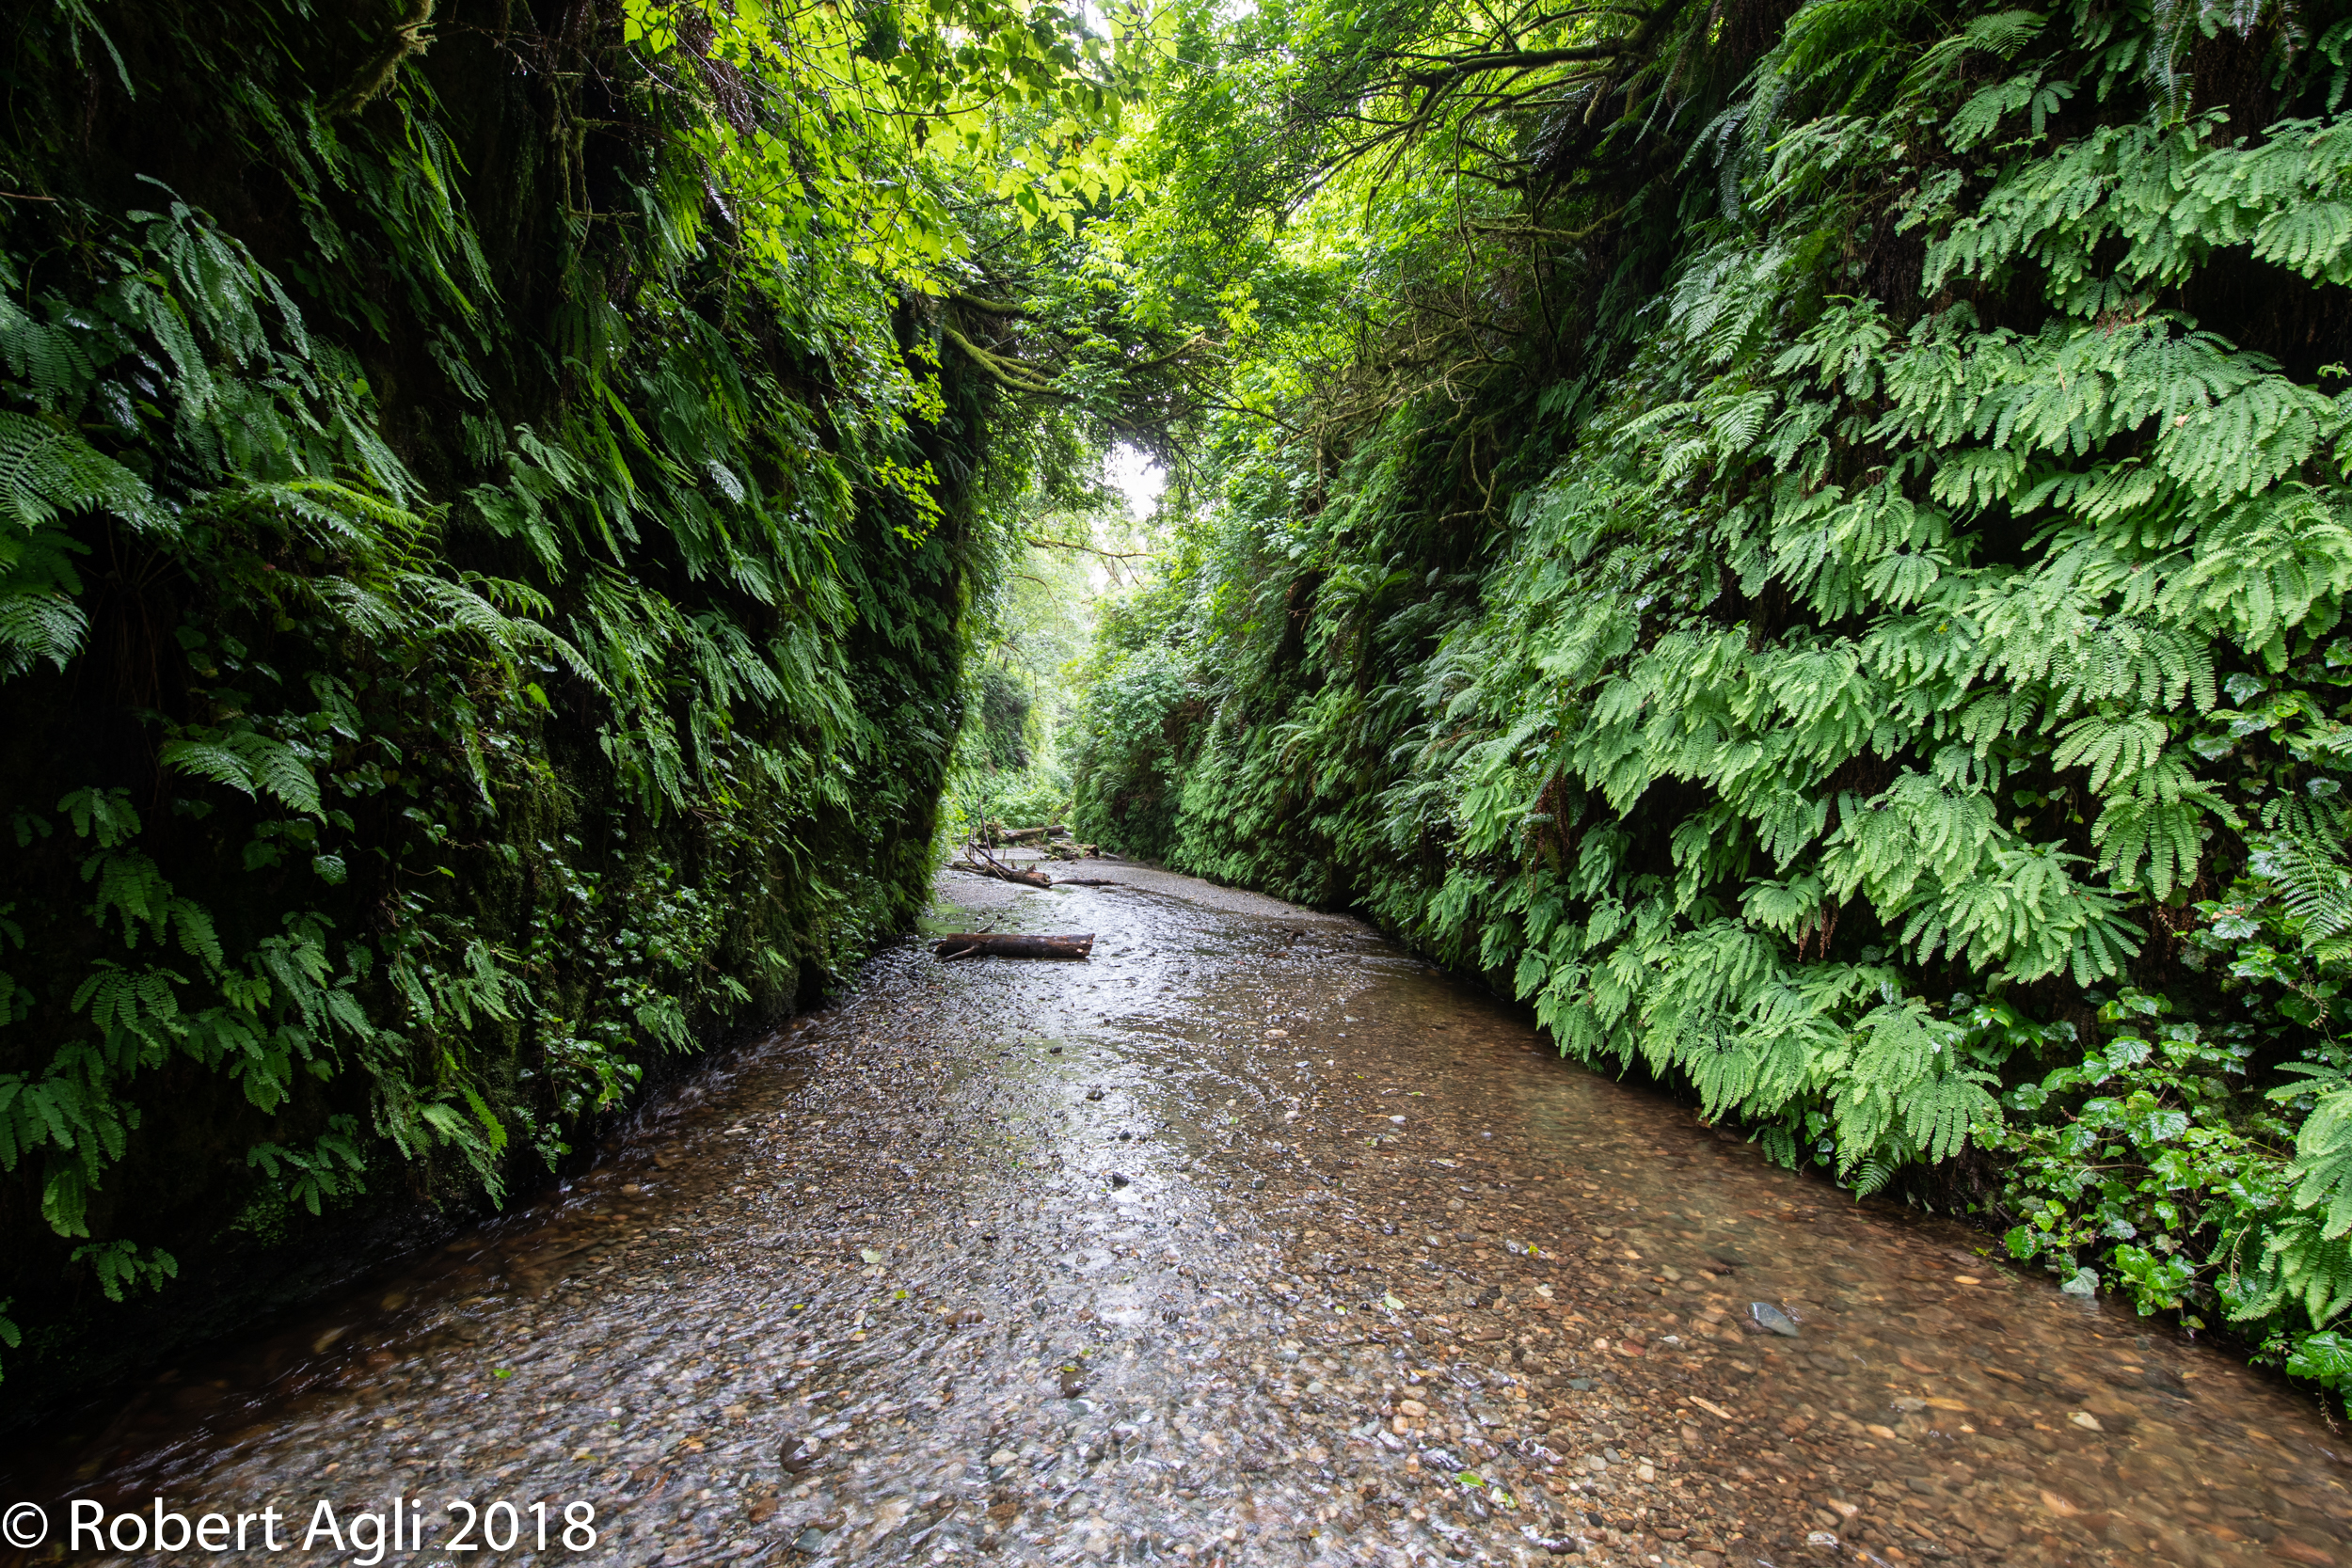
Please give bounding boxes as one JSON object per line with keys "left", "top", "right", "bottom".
{"left": 942, "top": 324, "right": 1070, "bottom": 400}
{"left": 1025, "top": 535, "right": 1154, "bottom": 560}
{"left": 326, "top": 0, "right": 437, "bottom": 118}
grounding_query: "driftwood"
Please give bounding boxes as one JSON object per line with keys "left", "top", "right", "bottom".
{"left": 934, "top": 932, "right": 1096, "bottom": 960}
{"left": 1044, "top": 841, "right": 1097, "bottom": 861}
{"left": 946, "top": 861, "right": 1052, "bottom": 888}
{"left": 954, "top": 846, "right": 1052, "bottom": 888}
{"left": 999, "top": 825, "right": 1055, "bottom": 844}
{"left": 1050, "top": 878, "right": 1120, "bottom": 887}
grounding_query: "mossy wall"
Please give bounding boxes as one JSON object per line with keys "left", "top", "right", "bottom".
{"left": 0, "top": 0, "right": 1009, "bottom": 1411}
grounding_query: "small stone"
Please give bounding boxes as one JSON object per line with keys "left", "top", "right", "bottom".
{"left": 777, "top": 1437, "right": 817, "bottom": 1473}
{"left": 793, "top": 1527, "right": 826, "bottom": 1552}
{"left": 1748, "top": 1303, "right": 1800, "bottom": 1338}
{"left": 988, "top": 1449, "right": 1017, "bottom": 1466}
{"left": 2067, "top": 1410, "right": 2104, "bottom": 1432}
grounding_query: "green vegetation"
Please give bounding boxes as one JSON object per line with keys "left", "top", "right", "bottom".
{"left": 1069, "top": 0, "right": 2352, "bottom": 1386}
{"left": 939, "top": 500, "right": 1143, "bottom": 846}
{"left": 0, "top": 0, "right": 1150, "bottom": 1395}
{"left": 8, "top": 0, "right": 2352, "bottom": 1411}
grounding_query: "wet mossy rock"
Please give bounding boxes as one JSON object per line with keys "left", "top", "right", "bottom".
{"left": 0, "top": 0, "right": 1020, "bottom": 1413}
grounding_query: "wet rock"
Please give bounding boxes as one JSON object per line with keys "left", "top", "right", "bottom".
{"left": 1748, "top": 1302, "right": 1800, "bottom": 1337}
{"left": 778, "top": 1436, "right": 818, "bottom": 1473}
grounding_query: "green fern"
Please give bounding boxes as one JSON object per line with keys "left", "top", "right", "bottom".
{"left": 0, "top": 412, "right": 153, "bottom": 531}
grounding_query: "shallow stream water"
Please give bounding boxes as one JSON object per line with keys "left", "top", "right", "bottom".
{"left": 3, "top": 862, "right": 2347, "bottom": 1568}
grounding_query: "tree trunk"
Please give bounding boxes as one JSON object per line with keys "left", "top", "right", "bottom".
{"left": 952, "top": 848, "right": 1052, "bottom": 887}
{"left": 933, "top": 933, "right": 1096, "bottom": 960}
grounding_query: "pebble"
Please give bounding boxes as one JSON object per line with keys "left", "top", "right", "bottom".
{"left": 4, "top": 862, "right": 2342, "bottom": 1568}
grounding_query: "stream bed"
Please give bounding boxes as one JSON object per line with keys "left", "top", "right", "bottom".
{"left": 3, "top": 862, "right": 2346, "bottom": 1568}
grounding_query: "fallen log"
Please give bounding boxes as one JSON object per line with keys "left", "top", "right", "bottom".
{"left": 1049, "top": 878, "right": 1120, "bottom": 887}
{"left": 933, "top": 932, "right": 1095, "bottom": 960}
{"left": 946, "top": 862, "right": 1053, "bottom": 888}
{"left": 1000, "top": 826, "right": 1052, "bottom": 844}
{"left": 955, "top": 847, "right": 1052, "bottom": 888}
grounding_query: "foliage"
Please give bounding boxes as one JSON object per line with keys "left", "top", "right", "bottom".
{"left": 0, "top": 0, "right": 1136, "bottom": 1393}
{"left": 1073, "top": 0, "right": 2352, "bottom": 1394}
{"left": 937, "top": 505, "right": 1137, "bottom": 844}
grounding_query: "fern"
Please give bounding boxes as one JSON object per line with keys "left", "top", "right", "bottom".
{"left": 2289, "top": 1091, "right": 2352, "bottom": 1243}
{"left": 2260, "top": 831, "right": 2352, "bottom": 950}
{"left": 0, "top": 412, "right": 153, "bottom": 531}
{"left": 0, "top": 590, "right": 87, "bottom": 675}
{"left": 2052, "top": 710, "right": 2169, "bottom": 793}
{"left": 2223, "top": 1212, "right": 2352, "bottom": 1330}
{"left": 157, "top": 732, "right": 324, "bottom": 818}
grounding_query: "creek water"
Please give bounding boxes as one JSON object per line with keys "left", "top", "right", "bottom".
{"left": 2, "top": 862, "right": 2346, "bottom": 1568}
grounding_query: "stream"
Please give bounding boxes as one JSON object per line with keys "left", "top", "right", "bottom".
{"left": 2, "top": 862, "right": 2346, "bottom": 1568}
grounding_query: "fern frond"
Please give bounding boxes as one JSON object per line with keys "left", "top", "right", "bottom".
{"left": 0, "top": 412, "right": 155, "bottom": 532}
